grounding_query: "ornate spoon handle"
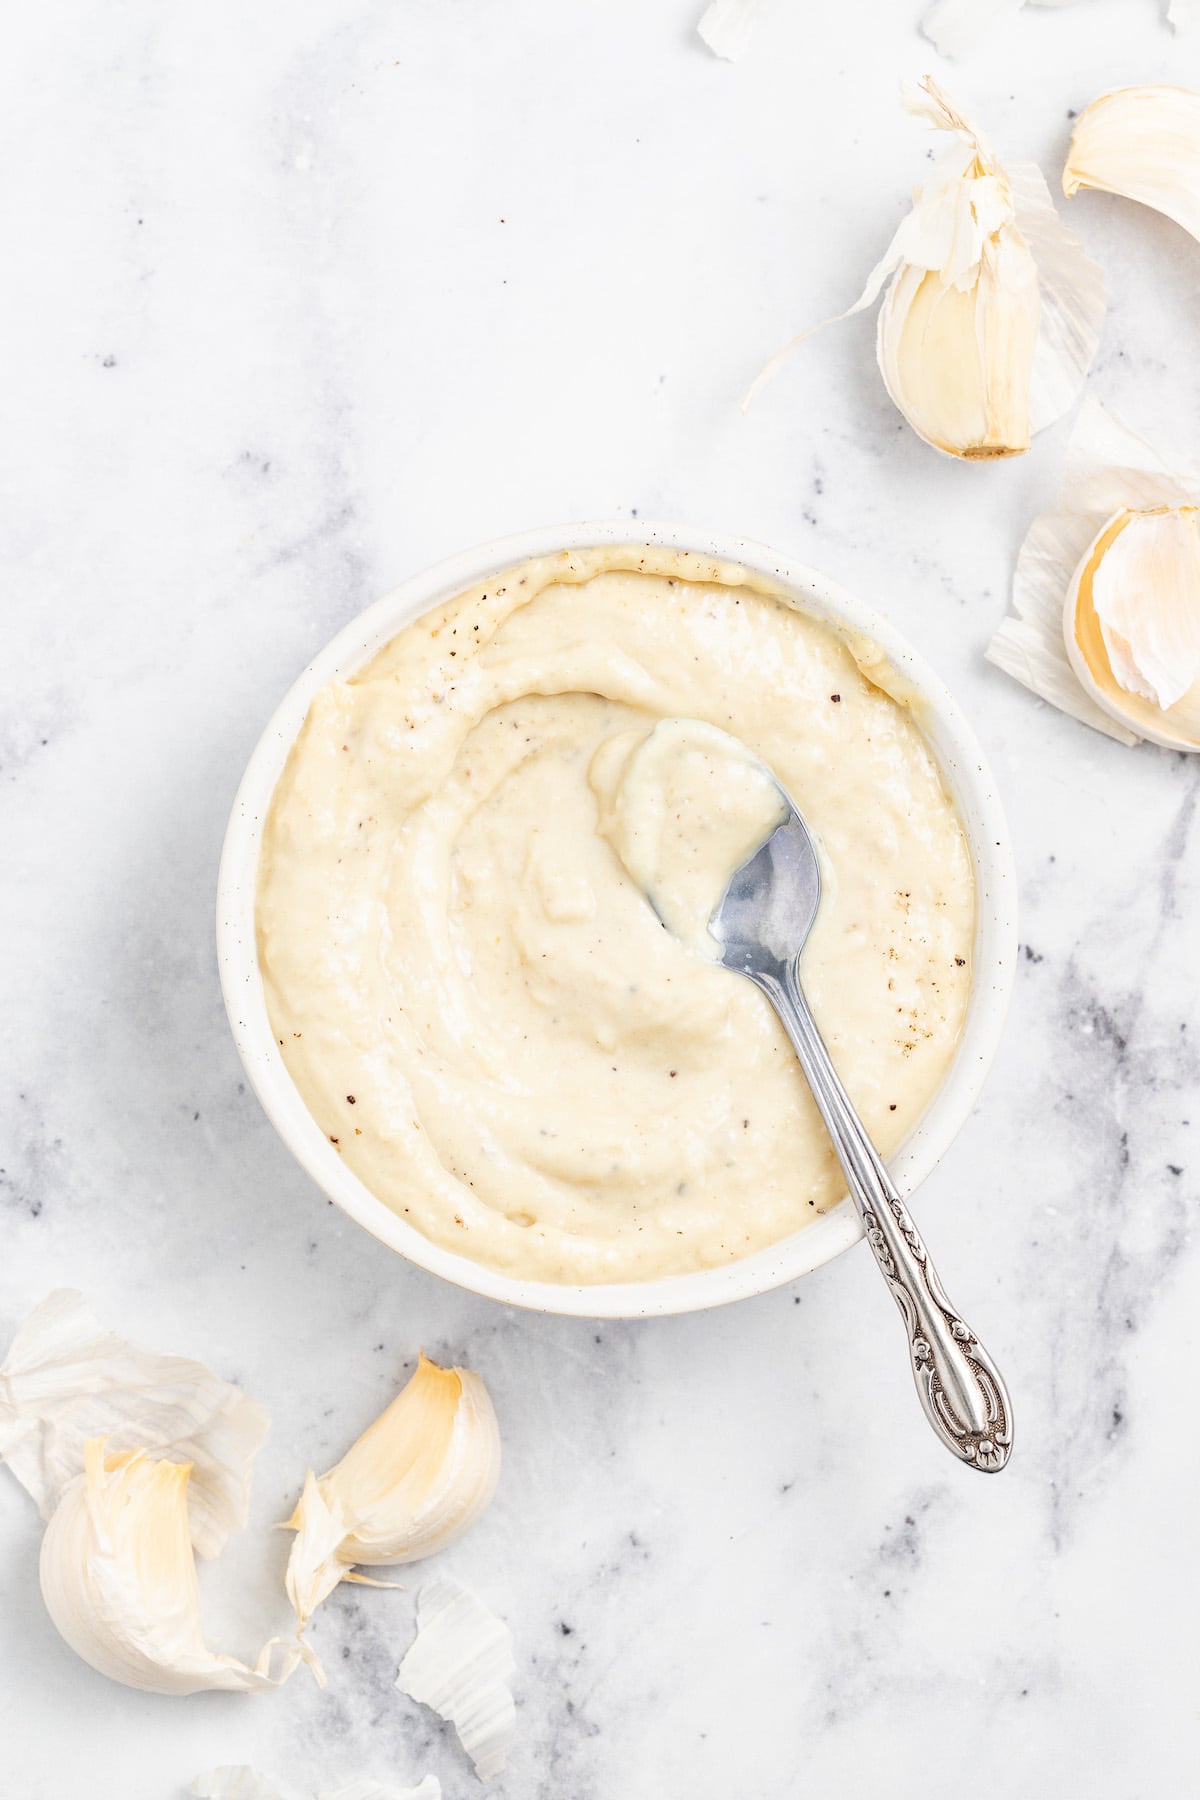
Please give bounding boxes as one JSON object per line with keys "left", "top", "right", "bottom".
{"left": 758, "top": 961, "right": 1013, "bottom": 1472}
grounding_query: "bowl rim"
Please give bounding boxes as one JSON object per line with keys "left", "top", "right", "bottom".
{"left": 217, "top": 519, "right": 1017, "bottom": 1319}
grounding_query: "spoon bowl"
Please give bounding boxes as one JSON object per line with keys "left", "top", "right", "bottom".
{"left": 709, "top": 813, "right": 822, "bottom": 979}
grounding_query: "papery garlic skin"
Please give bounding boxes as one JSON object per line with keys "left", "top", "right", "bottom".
{"left": 697, "top": 0, "right": 759, "bottom": 60}
{"left": 1064, "top": 507, "right": 1200, "bottom": 749}
{"left": 40, "top": 1440, "right": 316, "bottom": 1696}
{"left": 746, "top": 79, "right": 1103, "bottom": 460}
{"left": 285, "top": 1355, "right": 501, "bottom": 1627}
{"left": 1064, "top": 86, "right": 1200, "bottom": 245}
{"left": 396, "top": 1578, "right": 516, "bottom": 1784}
{"left": 0, "top": 1288, "right": 267, "bottom": 1559}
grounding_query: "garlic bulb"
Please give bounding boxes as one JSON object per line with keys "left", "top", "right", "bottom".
{"left": 396, "top": 1577, "right": 516, "bottom": 1784}
{"left": 0, "top": 1288, "right": 268, "bottom": 1559}
{"left": 40, "top": 1439, "right": 317, "bottom": 1695}
{"left": 988, "top": 398, "right": 1200, "bottom": 750}
{"left": 1064, "top": 508, "right": 1200, "bottom": 749}
{"left": 1064, "top": 86, "right": 1200, "bottom": 245}
{"left": 284, "top": 1353, "right": 501, "bottom": 1627}
{"left": 746, "top": 79, "right": 1104, "bottom": 460}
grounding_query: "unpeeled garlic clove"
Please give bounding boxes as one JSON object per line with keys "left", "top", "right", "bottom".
{"left": 746, "top": 78, "right": 1104, "bottom": 460}
{"left": 1063, "top": 507, "right": 1200, "bottom": 750}
{"left": 989, "top": 399, "right": 1200, "bottom": 748}
{"left": 1064, "top": 86, "right": 1200, "bottom": 246}
{"left": 876, "top": 200, "right": 1041, "bottom": 458}
{"left": 284, "top": 1353, "right": 501, "bottom": 1628}
{"left": 40, "top": 1439, "right": 319, "bottom": 1695}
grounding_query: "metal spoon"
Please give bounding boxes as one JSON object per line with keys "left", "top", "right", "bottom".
{"left": 710, "top": 798, "right": 1013, "bottom": 1473}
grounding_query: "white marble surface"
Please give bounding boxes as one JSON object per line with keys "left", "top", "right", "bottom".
{"left": 3, "top": 2, "right": 1200, "bottom": 1795}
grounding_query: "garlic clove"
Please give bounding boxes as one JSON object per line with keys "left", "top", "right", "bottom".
{"left": 989, "top": 398, "right": 1200, "bottom": 748}
{"left": 877, "top": 213, "right": 1040, "bottom": 458}
{"left": 987, "top": 508, "right": 1139, "bottom": 744}
{"left": 284, "top": 1353, "right": 501, "bottom": 1628}
{"left": 0, "top": 1288, "right": 267, "bottom": 1560}
{"left": 1063, "top": 507, "right": 1200, "bottom": 749}
{"left": 746, "top": 78, "right": 1103, "bottom": 459}
{"left": 396, "top": 1577, "right": 516, "bottom": 1784}
{"left": 40, "top": 1439, "right": 319, "bottom": 1696}
{"left": 1064, "top": 86, "right": 1200, "bottom": 245}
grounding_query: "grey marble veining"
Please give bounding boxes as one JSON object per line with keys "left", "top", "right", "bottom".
{"left": 3, "top": 2, "right": 1199, "bottom": 1796}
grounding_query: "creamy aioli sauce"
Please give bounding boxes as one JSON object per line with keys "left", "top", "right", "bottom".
{"left": 590, "top": 718, "right": 788, "bottom": 958}
{"left": 257, "top": 547, "right": 975, "bottom": 1284}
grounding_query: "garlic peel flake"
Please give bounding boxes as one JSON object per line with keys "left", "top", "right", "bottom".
{"left": 1058, "top": 394, "right": 1200, "bottom": 514}
{"left": 396, "top": 1578, "right": 516, "bottom": 1784}
{"left": 0, "top": 1288, "right": 267, "bottom": 1559}
{"left": 285, "top": 1353, "right": 500, "bottom": 1629}
{"left": 41, "top": 1440, "right": 318, "bottom": 1696}
{"left": 697, "top": 0, "right": 759, "bottom": 60}
{"left": 1064, "top": 86, "right": 1200, "bottom": 245}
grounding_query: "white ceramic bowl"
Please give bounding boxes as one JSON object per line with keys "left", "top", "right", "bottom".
{"left": 217, "top": 521, "right": 1017, "bottom": 1319}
